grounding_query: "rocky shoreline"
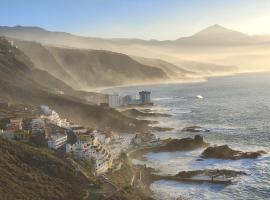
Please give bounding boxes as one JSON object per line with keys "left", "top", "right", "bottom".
{"left": 128, "top": 135, "right": 209, "bottom": 160}
{"left": 150, "top": 169, "right": 247, "bottom": 185}
{"left": 121, "top": 108, "right": 172, "bottom": 118}
{"left": 128, "top": 133, "right": 267, "bottom": 192}
{"left": 201, "top": 145, "right": 267, "bottom": 160}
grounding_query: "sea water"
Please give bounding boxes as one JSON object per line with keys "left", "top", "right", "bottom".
{"left": 104, "top": 73, "right": 270, "bottom": 200}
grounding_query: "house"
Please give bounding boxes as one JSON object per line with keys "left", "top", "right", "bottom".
{"left": 31, "top": 118, "right": 45, "bottom": 136}
{"left": 7, "top": 118, "right": 23, "bottom": 132}
{"left": 48, "top": 133, "right": 68, "bottom": 149}
{"left": 70, "top": 124, "right": 88, "bottom": 134}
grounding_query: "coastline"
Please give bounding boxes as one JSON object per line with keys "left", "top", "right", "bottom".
{"left": 85, "top": 70, "right": 270, "bottom": 94}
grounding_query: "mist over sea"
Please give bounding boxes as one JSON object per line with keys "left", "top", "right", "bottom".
{"left": 104, "top": 73, "right": 270, "bottom": 200}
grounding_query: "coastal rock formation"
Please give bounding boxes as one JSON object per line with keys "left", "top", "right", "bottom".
{"left": 151, "top": 126, "right": 174, "bottom": 132}
{"left": 201, "top": 145, "right": 266, "bottom": 160}
{"left": 121, "top": 108, "right": 171, "bottom": 118}
{"left": 150, "top": 169, "right": 247, "bottom": 185}
{"left": 175, "top": 169, "right": 247, "bottom": 179}
{"left": 128, "top": 135, "right": 208, "bottom": 160}
{"left": 151, "top": 135, "right": 208, "bottom": 152}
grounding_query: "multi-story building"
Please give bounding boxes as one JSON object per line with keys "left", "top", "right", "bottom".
{"left": 48, "top": 133, "right": 68, "bottom": 149}
{"left": 139, "top": 91, "right": 151, "bottom": 104}
{"left": 122, "top": 95, "right": 132, "bottom": 105}
{"left": 106, "top": 91, "right": 152, "bottom": 107}
{"left": 108, "top": 93, "right": 121, "bottom": 107}
{"left": 66, "top": 134, "right": 113, "bottom": 175}
{"left": 31, "top": 118, "right": 45, "bottom": 136}
{"left": 84, "top": 93, "right": 109, "bottom": 105}
{"left": 70, "top": 124, "right": 88, "bottom": 134}
{"left": 47, "top": 110, "right": 62, "bottom": 126}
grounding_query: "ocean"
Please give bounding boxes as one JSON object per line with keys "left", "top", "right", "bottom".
{"left": 103, "top": 73, "right": 270, "bottom": 200}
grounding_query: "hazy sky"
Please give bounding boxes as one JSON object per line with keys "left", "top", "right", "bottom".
{"left": 1, "top": 0, "right": 270, "bottom": 40}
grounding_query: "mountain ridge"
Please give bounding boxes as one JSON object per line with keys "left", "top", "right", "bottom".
{"left": 1, "top": 24, "right": 270, "bottom": 45}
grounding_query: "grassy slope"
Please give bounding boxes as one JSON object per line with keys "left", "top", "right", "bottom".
{"left": 0, "top": 138, "right": 89, "bottom": 200}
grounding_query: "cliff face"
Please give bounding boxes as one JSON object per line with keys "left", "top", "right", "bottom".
{"left": 11, "top": 39, "right": 168, "bottom": 89}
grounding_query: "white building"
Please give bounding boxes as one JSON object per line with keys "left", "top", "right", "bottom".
{"left": 70, "top": 124, "right": 88, "bottom": 134}
{"left": 48, "top": 133, "right": 68, "bottom": 149}
{"left": 31, "top": 118, "right": 45, "bottom": 136}
{"left": 47, "top": 110, "right": 61, "bottom": 126}
{"left": 108, "top": 93, "right": 122, "bottom": 107}
{"left": 66, "top": 134, "right": 113, "bottom": 174}
{"left": 41, "top": 106, "right": 71, "bottom": 128}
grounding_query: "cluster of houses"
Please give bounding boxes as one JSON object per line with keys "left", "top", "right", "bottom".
{"left": 0, "top": 90, "right": 155, "bottom": 175}
{"left": 0, "top": 105, "right": 117, "bottom": 175}
{"left": 66, "top": 134, "right": 113, "bottom": 174}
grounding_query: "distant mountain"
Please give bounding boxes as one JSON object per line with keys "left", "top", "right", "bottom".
{"left": 0, "top": 25, "right": 260, "bottom": 73}
{"left": 1, "top": 24, "right": 269, "bottom": 47}
{"left": 175, "top": 24, "right": 253, "bottom": 46}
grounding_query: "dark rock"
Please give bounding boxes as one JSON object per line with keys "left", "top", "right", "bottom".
{"left": 202, "top": 145, "right": 266, "bottom": 160}
{"left": 151, "top": 126, "right": 174, "bottom": 132}
{"left": 149, "top": 169, "right": 248, "bottom": 185}
{"left": 122, "top": 108, "right": 171, "bottom": 118}
{"left": 194, "top": 135, "right": 203, "bottom": 143}
{"left": 196, "top": 158, "right": 204, "bottom": 161}
{"left": 175, "top": 169, "right": 247, "bottom": 179}
{"left": 151, "top": 135, "right": 209, "bottom": 152}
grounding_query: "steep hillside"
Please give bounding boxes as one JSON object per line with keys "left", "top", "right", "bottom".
{"left": 0, "top": 138, "right": 89, "bottom": 200}
{"left": 132, "top": 56, "right": 195, "bottom": 78}
{"left": 47, "top": 46, "right": 167, "bottom": 87}
{"left": 11, "top": 39, "right": 167, "bottom": 89}
{"left": 0, "top": 37, "right": 149, "bottom": 132}
{"left": 12, "top": 39, "right": 81, "bottom": 88}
